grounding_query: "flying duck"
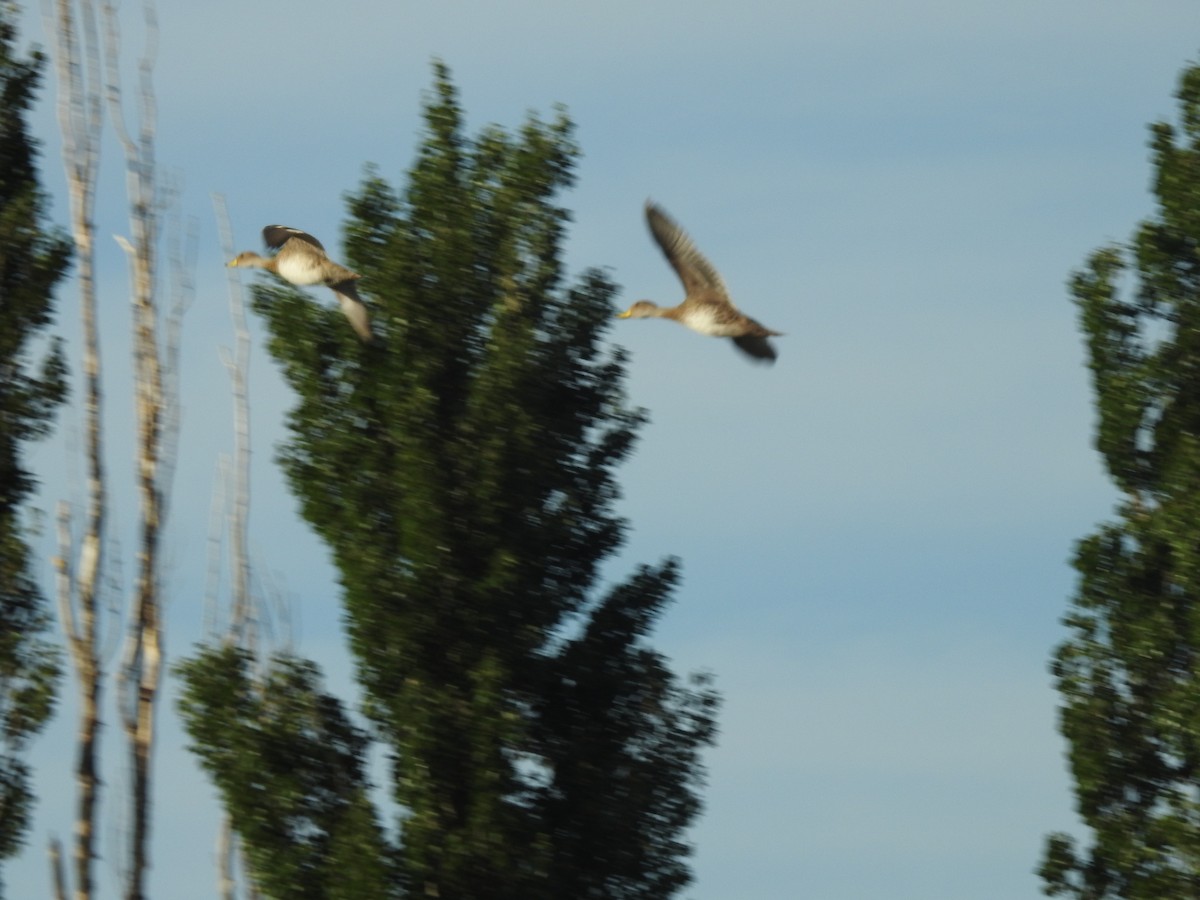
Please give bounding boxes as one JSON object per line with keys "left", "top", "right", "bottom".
{"left": 618, "top": 202, "right": 780, "bottom": 363}
{"left": 229, "top": 225, "right": 376, "bottom": 343}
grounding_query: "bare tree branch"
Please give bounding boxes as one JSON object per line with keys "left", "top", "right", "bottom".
{"left": 49, "top": 837, "right": 68, "bottom": 900}
{"left": 213, "top": 194, "right": 253, "bottom": 648}
{"left": 160, "top": 199, "right": 196, "bottom": 506}
{"left": 101, "top": 1, "right": 180, "bottom": 895}
{"left": 47, "top": 0, "right": 106, "bottom": 895}
{"left": 208, "top": 194, "right": 261, "bottom": 899}
{"left": 204, "top": 454, "right": 230, "bottom": 639}
{"left": 216, "top": 814, "right": 234, "bottom": 900}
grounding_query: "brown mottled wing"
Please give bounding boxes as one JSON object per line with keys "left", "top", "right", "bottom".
{"left": 644, "top": 202, "right": 729, "bottom": 299}
{"left": 262, "top": 225, "right": 325, "bottom": 253}
{"left": 732, "top": 334, "right": 777, "bottom": 363}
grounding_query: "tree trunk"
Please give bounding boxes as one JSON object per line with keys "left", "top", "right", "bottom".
{"left": 48, "top": 1, "right": 105, "bottom": 895}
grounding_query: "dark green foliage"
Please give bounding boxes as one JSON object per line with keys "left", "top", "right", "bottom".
{"left": 0, "top": 4, "right": 69, "bottom": 890}
{"left": 533, "top": 560, "right": 719, "bottom": 899}
{"left": 176, "top": 647, "right": 395, "bottom": 900}
{"left": 228, "top": 63, "right": 719, "bottom": 899}
{"left": 1041, "top": 59, "right": 1200, "bottom": 899}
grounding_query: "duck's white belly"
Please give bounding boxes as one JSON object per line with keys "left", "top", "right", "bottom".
{"left": 277, "top": 255, "right": 325, "bottom": 286}
{"left": 680, "top": 306, "right": 737, "bottom": 337}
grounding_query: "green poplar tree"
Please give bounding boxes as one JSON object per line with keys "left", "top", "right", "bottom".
{"left": 181, "top": 64, "right": 717, "bottom": 900}
{"left": 0, "top": 3, "right": 70, "bottom": 891}
{"left": 177, "top": 647, "right": 395, "bottom": 899}
{"left": 1041, "top": 59, "right": 1200, "bottom": 898}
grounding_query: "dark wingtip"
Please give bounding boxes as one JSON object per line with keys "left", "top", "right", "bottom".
{"left": 732, "top": 335, "right": 778, "bottom": 364}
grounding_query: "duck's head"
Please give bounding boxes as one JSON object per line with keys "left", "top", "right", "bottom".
{"left": 616, "top": 300, "right": 660, "bottom": 320}
{"left": 227, "top": 251, "right": 265, "bottom": 269}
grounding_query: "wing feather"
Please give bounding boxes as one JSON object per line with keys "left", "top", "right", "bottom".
{"left": 263, "top": 225, "right": 325, "bottom": 253}
{"left": 645, "top": 202, "right": 728, "bottom": 298}
{"left": 731, "top": 334, "right": 777, "bottom": 363}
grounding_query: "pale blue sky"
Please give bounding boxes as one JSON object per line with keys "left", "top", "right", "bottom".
{"left": 9, "top": 1, "right": 1200, "bottom": 898}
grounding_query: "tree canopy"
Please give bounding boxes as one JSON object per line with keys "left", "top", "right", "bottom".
{"left": 1042, "top": 59, "right": 1200, "bottom": 899}
{"left": 0, "top": 4, "right": 71, "bottom": 891}
{"left": 179, "top": 63, "right": 718, "bottom": 900}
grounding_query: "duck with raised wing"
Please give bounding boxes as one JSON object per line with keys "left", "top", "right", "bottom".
{"left": 618, "top": 202, "right": 781, "bottom": 363}
{"left": 228, "top": 225, "right": 376, "bottom": 343}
